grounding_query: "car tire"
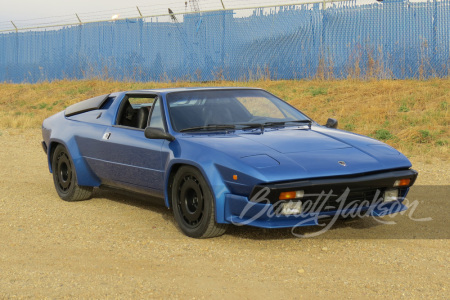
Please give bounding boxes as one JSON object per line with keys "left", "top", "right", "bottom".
{"left": 51, "top": 144, "right": 93, "bottom": 201}
{"left": 171, "top": 166, "right": 227, "bottom": 238}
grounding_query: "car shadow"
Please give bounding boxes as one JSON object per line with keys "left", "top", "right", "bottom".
{"left": 92, "top": 187, "right": 172, "bottom": 218}
{"left": 91, "top": 188, "right": 393, "bottom": 240}
{"left": 85, "top": 186, "right": 448, "bottom": 240}
{"left": 224, "top": 216, "right": 384, "bottom": 240}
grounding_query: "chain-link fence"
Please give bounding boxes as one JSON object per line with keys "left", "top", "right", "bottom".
{"left": 0, "top": 0, "right": 449, "bottom": 83}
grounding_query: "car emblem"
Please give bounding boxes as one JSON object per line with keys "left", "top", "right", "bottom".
{"left": 338, "top": 161, "right": 346, "bottom": 166}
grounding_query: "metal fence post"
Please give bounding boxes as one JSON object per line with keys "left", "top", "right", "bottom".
{"left": 137, "top": 6, "right": 143, "bottom": 18}
{"left": 10, "top": 21, "right": 18, "bottom": 32}
{"left": 433, "top": 0, "right": 438, "bottom": 72}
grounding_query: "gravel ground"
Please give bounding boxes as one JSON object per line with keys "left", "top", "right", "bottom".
{"left": 0, "top": 129, "right": 448, "bottom": 299}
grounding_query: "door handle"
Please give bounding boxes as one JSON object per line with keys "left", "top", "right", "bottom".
{"left": 102, "top": 132, "right": 111, "bottom": 140}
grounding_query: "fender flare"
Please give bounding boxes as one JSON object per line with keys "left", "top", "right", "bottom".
{"left": 163, "top": 159, "right": 229, "bottom": 224}
{"left": 47, "top": 138, "right": 101, "bottom": 187}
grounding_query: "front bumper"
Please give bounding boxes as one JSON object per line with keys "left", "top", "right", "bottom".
{"left": 224, "top": 169, "right": 418, "bottom": 228}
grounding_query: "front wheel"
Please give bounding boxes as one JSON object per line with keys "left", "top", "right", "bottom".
{"left": 171, "top": 166, "right": 227, "bottom": 238}
{"left": 51, "top": 144, "right": 93, "bottom": 201}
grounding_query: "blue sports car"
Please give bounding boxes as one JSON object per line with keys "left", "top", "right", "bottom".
{"left": 42, "top": 87, "right": 418, "bottom": 238}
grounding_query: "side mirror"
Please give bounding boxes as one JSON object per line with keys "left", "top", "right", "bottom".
{"left": 325, "top": 118, "right": 338, "bottom": 129}
{"left": 144, "top": 127, "right": 175, "bottom": 142}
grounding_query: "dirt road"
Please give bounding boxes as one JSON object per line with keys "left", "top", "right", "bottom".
{"left": 0, "top": 129, "right": 448, "bottom": 298}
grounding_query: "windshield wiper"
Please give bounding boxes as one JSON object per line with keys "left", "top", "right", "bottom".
{"left": 237, "top": 120, "right": 312, "bottom": 131}
{"left": 264, "top": 120, "right": 312, "bottom": 129}
{"left": 180, "top": 124, "right": 236, "bottom": 132}
{"left": 181, "top": 120, "right": 312, "bottom": 132}
{"left": 235, "top": 123, "right": 265, "bottom": 131}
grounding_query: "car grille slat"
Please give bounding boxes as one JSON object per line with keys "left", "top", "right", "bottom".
{"left": 301, "top": 188, "right": 383, "bottom": 212}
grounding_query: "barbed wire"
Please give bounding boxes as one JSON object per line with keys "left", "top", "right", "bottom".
{"left": 0, "top": 0, "right": 311, "bottom": 31}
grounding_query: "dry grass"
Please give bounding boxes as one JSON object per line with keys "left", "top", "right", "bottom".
{"left": 0, "top": 79, "right": 448, "bottom": 160}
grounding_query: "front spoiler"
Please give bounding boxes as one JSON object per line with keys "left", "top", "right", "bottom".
{"left": 224, "top": 193, "right": 408, "bottom": 229}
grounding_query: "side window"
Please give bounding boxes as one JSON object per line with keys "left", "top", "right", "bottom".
{"left": 148, "top": 99, "right": 165, "bottom": 130}
{"left": 117, "top": 95, "right": 156, "bottom": 128}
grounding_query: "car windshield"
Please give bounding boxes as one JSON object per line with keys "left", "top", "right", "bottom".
{"left": 166, "top": 89, "right": 310, "bottom": 132}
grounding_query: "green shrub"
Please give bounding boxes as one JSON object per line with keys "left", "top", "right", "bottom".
{"left": 309, "top": 87, "right": 327, "bottom": 96}
{"left": 344, "top": 124, "right": 355, "bottom": 131}
{"left": 375, "top": 129, "right": 394, "bottom": 140}
{"left": 415, "top": 130, "right": 433, "bottom": 143}
{"left": 436, "top": 140, "right": 448, "bottom": 146}
{"left": 398, "top": 102, "right": 410, "bottom": 112}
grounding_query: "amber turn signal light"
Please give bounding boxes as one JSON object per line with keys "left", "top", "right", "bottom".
{"left": 279, "top": 190, "right": 304, "bottom": 200}
{"left": 394, "top": 178, "right": 410, "bottom": 187}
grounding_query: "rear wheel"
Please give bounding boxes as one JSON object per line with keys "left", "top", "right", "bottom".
{"left": 51, "top": 144, "right": 93, "bottom": 201}
{"left": 171, "top": 166, "right": 227, "bottom": 238}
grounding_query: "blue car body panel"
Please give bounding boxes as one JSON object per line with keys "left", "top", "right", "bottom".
{"left": 42, "top": 87, "right": 417, "bottom": 228}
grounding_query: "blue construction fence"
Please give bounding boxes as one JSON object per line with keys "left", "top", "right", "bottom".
{"left": 1, "top": 0, "right": 449, "bottom": 83}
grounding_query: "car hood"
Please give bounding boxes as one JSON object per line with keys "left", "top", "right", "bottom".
{"left": 241, "top": 129, "right": 350, "bottom": 153}
{"left": 179, "top": 127, "right": 412, "bottom": 182}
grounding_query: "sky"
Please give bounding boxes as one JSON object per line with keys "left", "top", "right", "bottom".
{"left": 0, "top": 0, "right": 428, "bottom": 30}
{"left": 0, "top": 0, "right": 189, "bottom": 29}
{"left": 0, "top": 0, "right": 307, "bottom": 31}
